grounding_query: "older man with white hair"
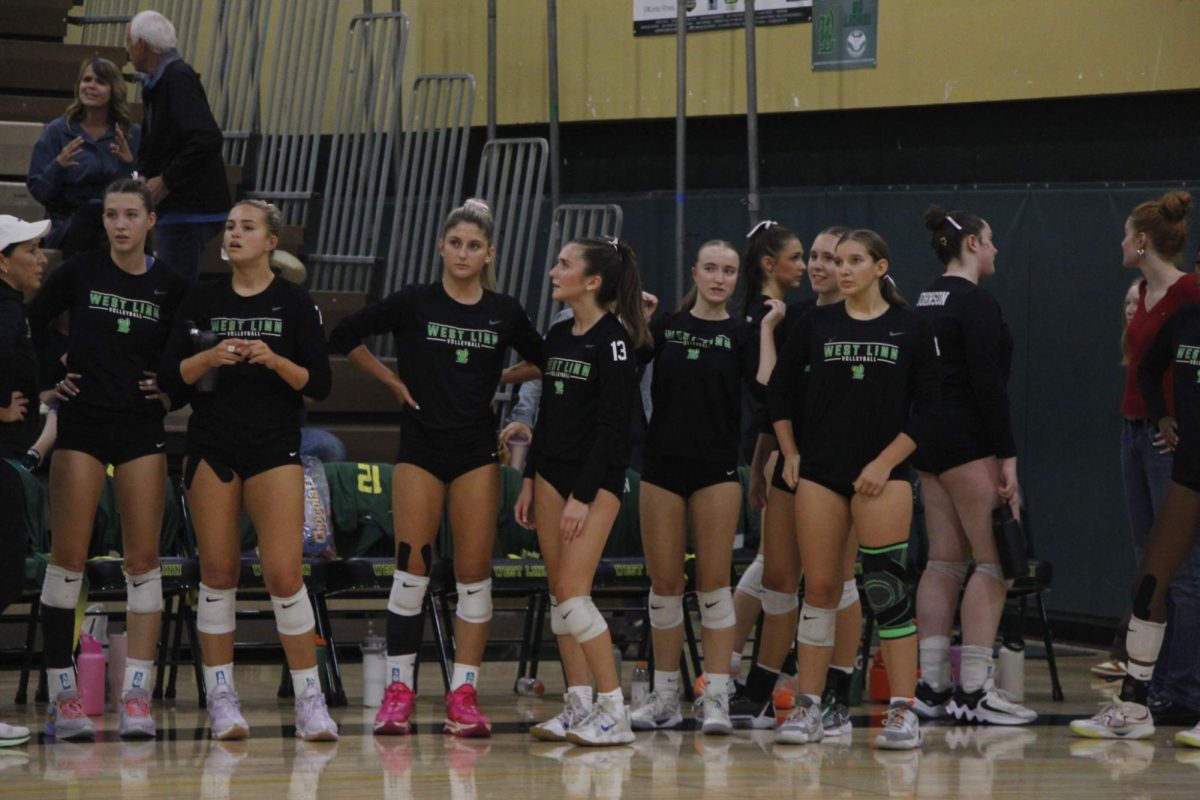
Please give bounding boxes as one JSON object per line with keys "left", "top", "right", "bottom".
{"left": 126, "top": 10, "right": 229, "bottom": 284}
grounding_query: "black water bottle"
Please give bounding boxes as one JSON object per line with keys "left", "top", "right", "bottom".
{"left": 190, "top": 327, "right": 219, "bottom": 392}
{"left": 992, "top": 503, "right": 1027, "bottom": 580}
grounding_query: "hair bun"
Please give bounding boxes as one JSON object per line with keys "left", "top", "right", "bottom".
{"left": 923, "top": 205, "right": 949, "bottom": 232}
{"left": 463, "top": 198, "right": 491, "bottom": 214}
{"left": 1160, "top": 191, "right": 1193, "bottom": 223}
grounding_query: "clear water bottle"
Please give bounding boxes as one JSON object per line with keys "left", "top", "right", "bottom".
{"left": 997, "top": 639, "right": 1026, "bottom": 702}
{"left": 360, "top": 621, "right": 386, "bottom": 707}
{"left": 631, "top": 660, "right": 650, "bottom": 706}
{"left": 516, "top": 677, "right": 545, "bottom": 697}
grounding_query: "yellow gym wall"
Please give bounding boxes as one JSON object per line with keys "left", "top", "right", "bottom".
{"left": 90, "top": 0, "right": 1200, "bottom": 130}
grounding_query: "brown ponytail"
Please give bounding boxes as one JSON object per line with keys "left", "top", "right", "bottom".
{"left": 838, "top": 228, "right": 908, "bottom": 307}
{"left": 573, "top": 237, "right": 652, "bottom": 349}
{"left": 1128, "top": 191, "right": 1192, "bottom": 262}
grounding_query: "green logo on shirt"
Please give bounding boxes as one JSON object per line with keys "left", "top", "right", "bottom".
{"left": 687, "top": 348, "right": 700, "bottom": 360}
{"left": 554, "top": 380, "right": 565, "bottom": 396}
{"left": 851, "top": 364, "right": 865, "bottom": 380}
{"left": 116, "top": 318, "right": 131, "bottom": 334}
{"left": 456, "top": 348, "right": 469, "bottom": 364}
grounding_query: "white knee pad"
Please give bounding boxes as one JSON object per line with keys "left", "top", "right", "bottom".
{"left": 761, "top": 587, "right": 799, "bottom": 616}
{"left": 926, "top": 559, "right": 970, "bottom": 584}
{"left": 40, "top": 564, "right": 84, "bottom": 610}
{"left": 456, "top": 579, "right": 493, "bottom": 624}
{"left": 125, "top": 567, "right": 164, "bottom": 614}
{"left": 1126, "top": 616, "right": 1167, "bottom": 665}
{"left": 271, "top": 586, "right": 315, "bottom": 636}
{"left": 557, "top": 595, "right": 608, "bottom": 643}
{"left": 796, "top": 601, "right": 837, "bottom": 647}
{"left": 549, "top": 595, "right": 569, "bottom": 636}
{"left": 197, "top": 583, "right": 237, "bottom": 635}
{"left": 973, "top": 561, "right": 1012, "bottom": 588}
{"left": 837, "top": 578, "right": 860, "bottom": 611}
{"left": 648, "top": 591, "right": 684, "bottom": 630}
{"left": 735, "top": 555, "right": 765, "bottom": 600}
{"left": 388, "top": 570, "right": 430, "bottom": 617}
{"left": 698, "top": 587, "right": 736, "bottom": 630}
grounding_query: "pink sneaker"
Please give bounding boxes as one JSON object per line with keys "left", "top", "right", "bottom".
{"left": 374, "top": 682, "right": 416, "bottom": 736}
{"left": 444, "top": 684, "right": 492, "bottom": 737}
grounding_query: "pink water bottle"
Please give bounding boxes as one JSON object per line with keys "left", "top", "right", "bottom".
{"left": 77, "top": 633, "right": 106, "bottom": 716}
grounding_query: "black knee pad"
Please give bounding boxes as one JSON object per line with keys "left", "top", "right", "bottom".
{"left": 395, "top": 542, "right": 433, "bottom": 577}
{"left": 860, "top": 542, "right": 916, "bottom": 640}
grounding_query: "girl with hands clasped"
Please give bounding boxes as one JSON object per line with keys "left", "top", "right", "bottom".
{"left": 26, "top": 58, "right": 140, "bottom": 254}
{"left": 767, "top": 229, "right": 939, "bottom": 751}
{"left": 516, "top": 237, "right": 650, "bottom": 747}
{"left": 909, "top": 206, "right": 1036, "bottom": 727}
{"left": 329, "top": 200, "right": 541, "bottom": 738}
{"left": 26, "top": 180, "right": 186, "bottom": 741}
{"left": 160, "top": 199, "right": 337, "bottom": 742}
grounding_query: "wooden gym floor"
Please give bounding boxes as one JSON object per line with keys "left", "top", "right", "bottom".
{"left": 0, "top": 647, "right": 1196, "bottom": 799}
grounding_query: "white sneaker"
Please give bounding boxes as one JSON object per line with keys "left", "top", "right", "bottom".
{"left": 948, "top": 682, "right": 1037, "bottom": 725}
{"left": 207, "top": 684, "right": 250, "bottom": 741}
{"left": 532, "top": 693, "right": 591, "bottom": 742}
{"left": 0, "top": 722, "right": 30, "bottom": 748}
{"left": 697, "top": 687, "right": 732, "bottom": 736}
{"left": 1175, "top": 721, "right": 1200, "bottom": 749}
{"left": 565, "top": 696, "right": 636, "bottom": 746}
{"left": 630, "top": 690, "right": 682, "bottom": 731}
{"left": 1069, "top": 696, "right": 1154, "bottom": 740}
{"left": 875, "top": 701, "right": 922, "bottom": 751}
{"left": 775, "top": 695, "right": 823, "bottom": 745}
{"left": 294, "top": 684, "right": 340, "bottom": 742}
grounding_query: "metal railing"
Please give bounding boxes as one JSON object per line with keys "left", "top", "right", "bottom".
{"left": 201, "top": 0, "right": 268, "bottom": 169}
{"left": 75, "top": 0, "right": 204, "bottom": 63}
{"left": 307, "top": 11, "right": 409, "bottom": 293}
{"left": 246, "top": 0, "right": 339, "bottom": 229}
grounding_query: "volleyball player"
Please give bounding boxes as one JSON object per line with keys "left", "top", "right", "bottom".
{"left": 910, "top": 206, "right": 1036, "bottom": 725}
{"left": 160, "top": 199, "right": 338, "bottom": 741}
{"left": 754, "top": 225, "right": 866, "bottom": 737}
{"left": 25, "top": 180, "right": 185, "bottom": 740}
{"left": 724, "top": 222, "right": 808, "bottom": 728}
{"left": 768, "top": 229, "right": 940, "bottom": 750}
{"left": 515, "top": 237, "right": 650, "bottom": 746}
{"left": 629, "top": 240, "right": 747, "bottom": 735}
{"left": 329, "top": 199, "right": 542, "bottom": 737}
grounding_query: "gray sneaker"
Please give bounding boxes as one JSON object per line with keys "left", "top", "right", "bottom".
{"left": 532, "top": 693, "right": 591, "bottom": 741}
{"left": 0, "top": 721, "right": 30, "bottom": 748}
{"left": 565, "top": 695, "right": 636, "bottom": 747}
{"left": 630, "top": 690, "right": 683, "bottom": 731}
{"left": 118, "top": 687, "right": 157, "bottom": 739}
{"left": 776, "top": 694, "right": 823, "bottom": 745}
{"left": 875, "top": 701, "right": 922, "bottom": 751}
{"left": 697, "top": 688, "right": 733, "bottom": 736}
{"left": 821, "top": 699, "right": 852, "bottom": 737}
{"left": 45, "top": 690, "right": 94, "bottom": 741}
{"left": 207, "top": 684, "right": 250, "bottom": 741}
{"left": 294, "top": 684, "right": 340, "bottom": 742}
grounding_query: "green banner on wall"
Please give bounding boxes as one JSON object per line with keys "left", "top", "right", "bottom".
{"left": 812, "top": 0, "right": 877, "bottom": 71}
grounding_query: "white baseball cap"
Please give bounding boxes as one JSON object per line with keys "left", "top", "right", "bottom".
{"left": 0, "top": 215, "right": 51, "bottom": 252}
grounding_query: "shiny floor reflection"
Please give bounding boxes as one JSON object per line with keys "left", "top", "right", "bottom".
{"left": 0, "top": 652, "right": 1198, "bottom": 799}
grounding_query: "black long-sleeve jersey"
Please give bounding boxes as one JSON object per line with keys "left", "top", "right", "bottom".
{"left": 1141, "top": 304, "right": 1200, "bottom": 449}
{"left": 766, "top": 302, "right": 941, "bottom": 480}
{"left": 329, "top": 281, "right": 542, "bottom": 448}
{"left": 914, "top": 275, "right": 1016, "bottom": 459}
{"left": 645, "top": 310, "right": 753, "bottom": 463}
{"left": 526, "top": 313, "right": 638, "bottom": 503}
{"left": 160, "top": 275, "right": 330, "bottom": 451}
{"left": 0, "top": 280, "right": 38, "bottom": 457}
{"left": 27, "top": 252, "right": 187, "bottom": 419}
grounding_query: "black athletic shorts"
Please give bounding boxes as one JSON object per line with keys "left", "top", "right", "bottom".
{"left": 770, "top": 451, "right": 794, "bottom": 495}
{"left": 913, "top": 407, "right": 995, "bottom": 474}
{"left": 57, "top": 404, "right": 166, "bottom": 466}
{"left": 799, "top": 462, "right": 912, "bottom": 499}
{"left": 641, "top": 454, "right": 739, "bottom": 499}
{"left": 395, "top": 422, "right": 497, "bottom": 483}
{"left": 536, "top": 455, "right": 626, "bottom": 502}
{"left": 184, "top": 442, "right": 301, "bottom": 488}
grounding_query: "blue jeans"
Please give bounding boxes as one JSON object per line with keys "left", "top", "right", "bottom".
{"left": 1121, "top": 419, "right": 1200, "bottom": 708}
{"left": 153, "top": 221, "right": 224, "bottom": 286}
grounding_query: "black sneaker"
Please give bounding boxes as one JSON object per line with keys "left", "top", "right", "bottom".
{"left": 947, "top": 683, "right": 1037, "bottom": 725}
{"left": 913, "top": 680, "right": 953, "bottom": 720}
{"left": 1148, "top": 695, "right": 1200, "bottom": 726}
{"left": 728, "top": 692, "right": 775, "bottom": 729}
